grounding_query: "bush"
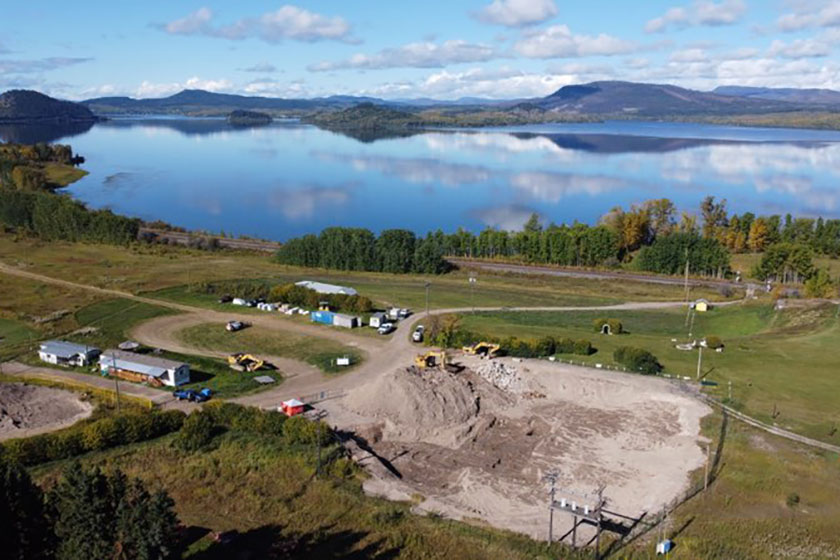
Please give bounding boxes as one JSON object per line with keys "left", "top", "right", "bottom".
{"left": 283, "top": 415, "right": 330, "bottom": 446}
{"left": 0, "top": 410, "right": 186, "bottom": 466}
{"left": 614, "top": 346, "right": 662, "bottom": 375}
{"left": 593, "top": 318, "right": 623, "bottom": 335}
{"left": 704, "top": 336, "right": 724, "bottom": 350}
{"left": 573, "top": 339, "right": 594, "bottom": 356}
{"left": 533, "top": 336, "right": 556, "bottom": 356}
{"left": 175, "top": 410, "right": 216, "bottom": 452}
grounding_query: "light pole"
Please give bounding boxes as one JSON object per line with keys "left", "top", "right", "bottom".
{"left": 469, "top": 275, "right": 477, "bottom": 314}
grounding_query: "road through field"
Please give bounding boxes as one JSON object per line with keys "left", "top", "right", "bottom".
{"left": 0, "top": 259, "right": 706, "bottom": 407}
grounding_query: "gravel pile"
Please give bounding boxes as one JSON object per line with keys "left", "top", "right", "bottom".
{"left": 476, "top": 360, "right": 524, "bottom": 392}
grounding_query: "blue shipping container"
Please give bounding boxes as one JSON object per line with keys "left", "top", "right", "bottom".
{"left": 311, "top": 311, "right": 335, "bottom": 325}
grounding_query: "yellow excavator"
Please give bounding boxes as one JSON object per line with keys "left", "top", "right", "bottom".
{"left": 415, "top": 351, "right": 447, "bottom": 369}
{"left": 462, "top": 342, "right": 500, "bottom": 358}
{"left": 227, "top": 353, "right": 265, "bottom": 372}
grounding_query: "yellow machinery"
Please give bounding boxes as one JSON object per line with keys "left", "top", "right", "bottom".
{"left": 227, "top": 353, "right": 265, "bottom": 372}
{"left": 462, "top": 342, "right": 500, "bottom": 358}
{"left": 414, "top": 351, "right": 447, "bottom": 369}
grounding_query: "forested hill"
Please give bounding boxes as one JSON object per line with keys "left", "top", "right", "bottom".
{"left": 0, "top": 90, "right": 98, "bottom": 123}
{"left": 303, "top": 103, "right": 424, "bottom": 131}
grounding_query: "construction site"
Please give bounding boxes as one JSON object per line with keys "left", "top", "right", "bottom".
{"left": 320, "top": 350, "right": 711, "bottom": 545}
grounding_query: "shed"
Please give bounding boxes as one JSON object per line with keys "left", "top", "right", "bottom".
{"left": 39, "top": 341, "right": 100, "bottom": 367}
{"left": 280, "top": 399, "right": 305, "bottom": 417}
{"left": 311, "top": 310, "right": 335, "bottom": 325}
{"left": 333, "top": 314, "right": 360, "bottom": 329}
{"left": 369, "top": 312, "right": 386, "bottom": 328}
{"left": 692, "top": 299, "right": 711, "bottom": 312}
{"left": 99, "top": 350, "right": 190, "bottom": 387}
{"left": 295, "top": 280, "right": 358, "bottom": 296}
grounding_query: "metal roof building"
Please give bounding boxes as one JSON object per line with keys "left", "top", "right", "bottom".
{"left": 38, "top": 341, "right": 100, "bottom": 367}
{"left": 295, "top": 280, "right": 358, "bottom": 296}
{"left": 100, "top": 350, "right": 190, "bottom": 387}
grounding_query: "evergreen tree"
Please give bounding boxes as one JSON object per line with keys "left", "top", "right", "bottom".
{"left": 0, "top": 456, "right": 53, "bottom": 560}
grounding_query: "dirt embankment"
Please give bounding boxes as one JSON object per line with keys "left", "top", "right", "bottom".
{"left": 0, "top": 383, "right": 93, "bottom": 440}
{"left": 326, "top": 356, "right": 711, "bottom": 541}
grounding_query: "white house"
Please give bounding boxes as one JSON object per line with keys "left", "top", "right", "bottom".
{"left": 39, "top": 341, "right": 100, "bottom": 367}
{"left": 295, "top": 281, "right": 358, "bottom": 296}
{"left": 100, "top": 350, "right": 190, "bottom": 387}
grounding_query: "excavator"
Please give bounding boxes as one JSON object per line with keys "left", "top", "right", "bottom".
{"left": 462, "top": 341, "right": 500, "bottom": 358}
{"left": 227, "top": 353, "right": 265, "bottom": 372}
{"left": 414, "top": 350, "right": 447, "bottom": 369}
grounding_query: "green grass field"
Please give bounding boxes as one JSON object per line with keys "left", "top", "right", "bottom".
{"left": 0, "top": 317, "right": 39, "bottom": 358}
{"left": 177, "top": 322, "right": 363, "bottom": 374}
{"left": 458, "top": 302, "right": 840, "bottom": 443}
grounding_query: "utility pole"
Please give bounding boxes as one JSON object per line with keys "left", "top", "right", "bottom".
{"left": 704, "top": 443, "right": 711, "bottom": 490}
{"left": 544, "top": 471, "right": 558, "bottom": 545}
{"left": 696, "top": 345, "right": 703, "bottom": 381}
{"left": 469, "top": 275, "right": 477, "bottom": 314}
{"left": 684, "top": 248, "right": 690, "bottom": 303}
{"left": 424, "top": 282, "right": 431, "bottom": 316}
{"left": 111, "top": 353, "right": 122, "bottom": 414}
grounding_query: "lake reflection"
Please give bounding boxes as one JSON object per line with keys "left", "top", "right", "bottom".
{"left": 2, "top": 118, "right": 840, "bottom": 240}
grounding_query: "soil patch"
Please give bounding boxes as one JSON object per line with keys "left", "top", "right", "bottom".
{"left": 0, "top": 383, "right": 93, "bottom": 440}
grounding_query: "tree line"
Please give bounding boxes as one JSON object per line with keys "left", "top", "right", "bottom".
{"left": 0, "top": 143, "right": 84, "bottom": 191}
{"left": 0, "top": 190, "right": 139, "bottom": 245}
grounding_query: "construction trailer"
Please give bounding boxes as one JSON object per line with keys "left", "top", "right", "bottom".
{"left": 311, "top": 310, "right": 335, "bottom": 325}
{"left": 39, "top": 341, "right": 100, "bottom": 367}
{"left": 280, "top": 399, "right": 305, "bottom": 417}
{"left": 100, "top": 350, "right": 190, "bottom": 387}
{"left": 333, "top": 313, "right": 360, "bottom": 329}
{"left": 368, "top": 312, "right": 386, "bottom": 328}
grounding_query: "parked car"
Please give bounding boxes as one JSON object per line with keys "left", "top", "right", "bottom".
{"left": 398, "top": 308, "right": 412, "bottom": 319}
{"left": 193, "top": 388, "right": 213, "bottom": 403}
{"left": 226, "top": 320, "right": 246, "bottom": 332}
{"left": 412, "top": 325, "right": 425, "bottom": 342}
{"left": 173, "top": 389, "right": 197, "bottom": 401}
{"left": 377, "top": 322, "right": 395, "bottom": 335}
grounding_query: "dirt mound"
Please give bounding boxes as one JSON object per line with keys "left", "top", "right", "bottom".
{"left": 343, "top": 366, "right": 512, "bottom": 446}
{"left": 0, "top": 383, "right": 93, "bottom": 440}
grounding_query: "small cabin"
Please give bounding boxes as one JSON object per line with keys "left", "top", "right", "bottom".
{"left": 280, "top": 399, "right": 305, "bottom": 417}
{"left": 691, "top": 299, "right": 711, "bottom": 312}
{"left": 39, "top": 341, "right": 100, "bottom": 367}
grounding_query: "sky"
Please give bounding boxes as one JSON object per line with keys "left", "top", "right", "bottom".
{"left": 2, "top": 0, "right": 840, "bottom": 101}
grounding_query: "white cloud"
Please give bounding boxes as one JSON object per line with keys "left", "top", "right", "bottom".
{"left": 308, "top": 40, "right": 499, "bottom": 71}
{"left": 768, "top": 38, "right": 831, "bottom": 59}
{"left": 514, "top": 25, "right": 636, "bottom": 58}
{"left": 669, "top": 48, "right": 709, "bottom": 63}
{"left": 646, "top": 0, "right": 746, "bottom": 33}
{"left": 135, "top": 76, "right": 233, "bottom": 98}
{"left": 0, "top": 57, "right": 92, "bottom": 74}
{"left": 161, "top": 5, "right": 357, "bottom": 44}
{"left": 511, "top": 172, "right": 626, "bottom": 202}
{"left": 777, "top": 1, "right": 840, "bottom": 31}
{"left": 475, "top": 0, "right": 558, "bottom": 28}
{"left": 240, "top": 63, "right": 277, "bottom": 73}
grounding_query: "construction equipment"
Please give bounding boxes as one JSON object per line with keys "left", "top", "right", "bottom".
{"left": 415, "top": 351, "right": 447, "bottom": 368}
{"left": 462, "top": 342, "right": 501, "bottom": 358}
{"left": 227, "top": 353, "right": 265, "bottom": 372}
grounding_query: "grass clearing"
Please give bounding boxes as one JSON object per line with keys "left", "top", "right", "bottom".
{"left": 731, "top": 252, "right": 840, "bottom": 281}
{"left": 664, "top": 412, "right": 840, "bottom": 559}
{"left": 43, "top": 162, "right": 88, "bottom": 187}
{"left": 458, "top": 302, "right": 840, "bottom": 443}
{"left": 31, "top": 431, "right": 577, "bottom": 560}
{"left": 72, "top": 298, "right": 176, "bottom": 348}
{"left": 177, "top": 322, "right": 363, "bottom": 374}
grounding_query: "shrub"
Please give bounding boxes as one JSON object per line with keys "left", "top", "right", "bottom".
{"left": 81, "top": 417, "right": 122, "bottom": 450}
{"left": 614, "top": 346, "right": 662, "bottom": 375}
{"left": 573, "top": 339, "right": 594, "bottom": 356}
{"left": 593, "top": 318, "right": 623, "bottom": 335}
{"left": 533, "top": 336, "right": 556, "bottom": 357}
{"left": 704, "top": 336, "right": 724, "bottom": 350}
{"left": 283, "top": 415, "right": 330, "bottom": 446}
{"left": 786, "top": 492, "right": 800, "bottom": 507}
{"left": 175, "top": 410, "right": 215, "bottom": 452}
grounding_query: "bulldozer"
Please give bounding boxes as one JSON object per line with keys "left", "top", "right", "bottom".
{"left": 414, "top": 350, "right": 447, "bottom": 369}
{"left": 227, "top": 353, "right": 265, "bottom": 372}
{"left": 462, "top": 342, "right": 500, "bottom": 358}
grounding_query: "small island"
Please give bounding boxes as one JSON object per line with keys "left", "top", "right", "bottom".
{"left": 227, "top": 110, "right": 273, "bottom": 126}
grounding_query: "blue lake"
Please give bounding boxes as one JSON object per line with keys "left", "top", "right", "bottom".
{"left": 3, "top": 118, "right": 840, "bottom": 240}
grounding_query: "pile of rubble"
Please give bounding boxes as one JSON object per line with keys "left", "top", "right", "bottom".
{"left": 476, "top": 360, "right": 524, "bottom": 392}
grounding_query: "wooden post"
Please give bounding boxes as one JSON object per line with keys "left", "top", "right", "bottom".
{"left": 572, "top": 515, "right": 577, "bottom": 547}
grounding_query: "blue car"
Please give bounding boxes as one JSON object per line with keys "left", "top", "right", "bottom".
{"left": 172, "top": 388, "right": 213, "bottom": 402}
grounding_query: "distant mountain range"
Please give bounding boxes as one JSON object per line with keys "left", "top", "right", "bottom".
{"left": 0, "top": 90, "right": 98, "bottom": 124}
{"left": 713, "top": 86, "right": 840, "bottom": 105}
{"left": 4, "top": 80, "right": 840, "bottom": 132}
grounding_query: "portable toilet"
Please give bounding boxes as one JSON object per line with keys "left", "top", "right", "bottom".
{"left": 310, "top": 310, "right": 335, "bottom": 325}
{"left": 280, "top": 399, "right": 305, "bottom": 417}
